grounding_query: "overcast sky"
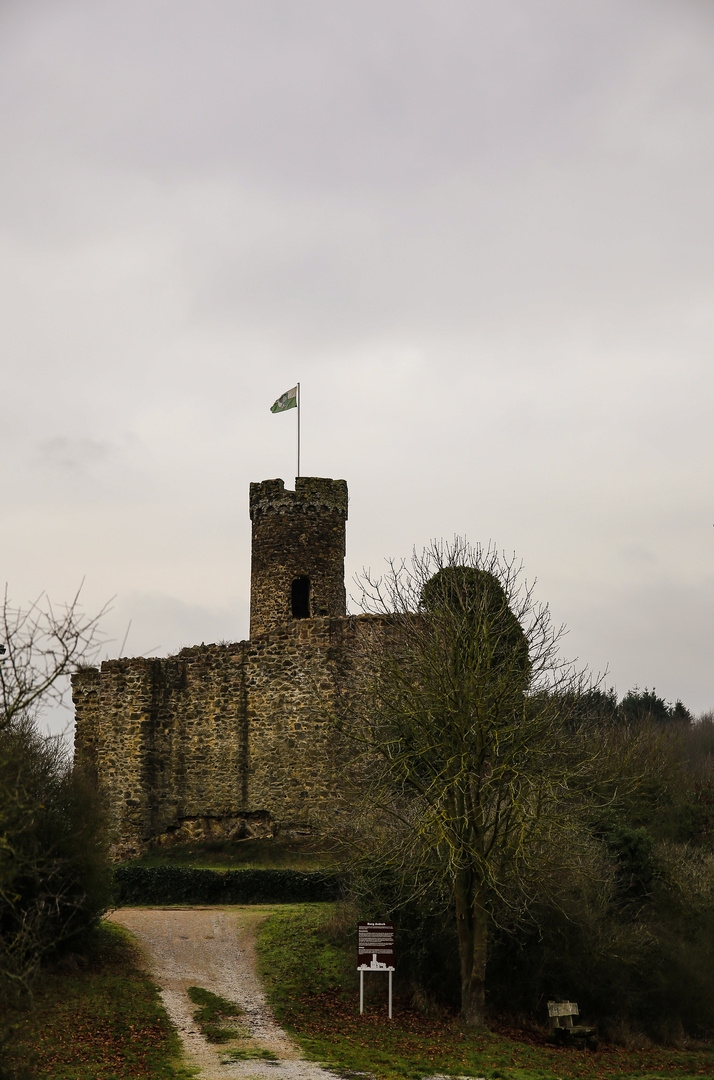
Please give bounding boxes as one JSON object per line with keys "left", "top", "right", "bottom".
{"left": 2, "top": 0, "right": 714, "bottom": 741}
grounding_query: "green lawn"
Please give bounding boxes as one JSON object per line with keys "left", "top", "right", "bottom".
{"left": 255, "top": 904, "right": 714, "bottom": 1080}
{"left": 2, "top": 922, "right": 194, "bottom": 1080}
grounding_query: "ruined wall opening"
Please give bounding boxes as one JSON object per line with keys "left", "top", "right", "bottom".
{"left": 291, "top": 576, "right": 311, "bottom": 619}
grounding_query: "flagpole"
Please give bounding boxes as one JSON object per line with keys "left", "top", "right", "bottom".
{"left": 297, "top": 382, "right": 301, "bottom": 478}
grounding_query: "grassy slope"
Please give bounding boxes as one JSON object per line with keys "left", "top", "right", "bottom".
{"left": 255, "top": 903, "right": 714, "bottom": 1080}
{"left": 2, "top": 922, "right": 194, "bottom": 1080}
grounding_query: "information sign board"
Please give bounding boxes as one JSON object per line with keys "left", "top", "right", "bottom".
{"left": 357, "top": 921, "right": 395, "bottom": 970}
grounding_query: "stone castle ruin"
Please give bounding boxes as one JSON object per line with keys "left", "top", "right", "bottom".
{"left": 72, "top": 477, "right": 371, "bottom": 858}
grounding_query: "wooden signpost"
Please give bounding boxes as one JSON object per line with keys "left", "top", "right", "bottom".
{"left": 357, "top": 922, "right": 395, "bottom": 1019}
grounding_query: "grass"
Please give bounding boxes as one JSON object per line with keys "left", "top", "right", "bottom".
{"left": 255, "top": 903, "right": 714, "bottom": 1080}
{"left": 124, "top": 836, "right": 333, "bottom": 871}
{"left": 185, "top": 981, "right": 280, "bottom": 1064}
{"left": 1, "top": 921, "right": 195, "bottom": 1080}
{"left": 186, "top": 985, "right": 243, "bottom": 1043}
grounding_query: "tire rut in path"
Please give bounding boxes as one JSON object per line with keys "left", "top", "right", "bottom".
{"left": 109, "top": 906, "right": 344, "bottom": 1080}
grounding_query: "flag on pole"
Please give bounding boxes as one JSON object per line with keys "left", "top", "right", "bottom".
{"left": 270, "top": 386, "right": 298, "bottom": 413}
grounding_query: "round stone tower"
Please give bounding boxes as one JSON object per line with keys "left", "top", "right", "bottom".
{"left": 249, "top": 477, "right": 348, "bottom": 638}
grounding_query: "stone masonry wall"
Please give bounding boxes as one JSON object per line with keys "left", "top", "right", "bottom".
{"left": 72, "top": 654, "right": 227, "bottom": 856}
{"left": 249, "top": 477, "right": 348, "bottom": 637}
{"left": 71, "top": 475, "right": 381, "bottom": 858}
{"left": 72, "top": 616, "right": 374, "bottom": 858}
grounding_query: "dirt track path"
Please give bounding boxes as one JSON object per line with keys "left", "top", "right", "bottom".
{"left": 109, "top": 907, "right": 344, "bottom": 1080}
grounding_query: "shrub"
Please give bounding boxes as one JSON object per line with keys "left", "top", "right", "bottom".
{"left": 112, "top": 865, "right": 341, "bottom": 905}
{"left": 0, "top": 716, "right": 111, "bottom": 1001}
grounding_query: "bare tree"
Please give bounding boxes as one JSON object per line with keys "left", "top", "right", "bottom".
{"left": 0, "top": 586, "right": 111, "bottom": 1002}
{"left": 341, "top": 539, "right": 612, "bottom": 1027}
{"left": 0, "top": 583, "right": 109, "bottom": 731}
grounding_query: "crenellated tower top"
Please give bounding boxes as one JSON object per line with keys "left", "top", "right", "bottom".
{"left": 249, "top": 477, "right": 348, "bottom": 638}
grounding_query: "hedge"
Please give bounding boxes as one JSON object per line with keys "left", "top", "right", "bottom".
{"left": 112, "top": 865, "right": 342, "bottom": 906}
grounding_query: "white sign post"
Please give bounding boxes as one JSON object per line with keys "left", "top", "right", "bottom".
{"left": 357, "top": 922, "right": 395, "bottom": 1019}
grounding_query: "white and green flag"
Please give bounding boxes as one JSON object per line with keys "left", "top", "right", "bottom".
{"left": 270, "top": 386, "right": 298, "bottom": 413}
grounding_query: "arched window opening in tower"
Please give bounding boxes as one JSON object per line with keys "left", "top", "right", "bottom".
{"left": 291, "top": 576, "right": 311, "bottom": 619}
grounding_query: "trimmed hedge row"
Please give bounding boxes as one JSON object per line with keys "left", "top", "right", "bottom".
{"left": 112, "top": 865, "right": 342, "bottom": 906}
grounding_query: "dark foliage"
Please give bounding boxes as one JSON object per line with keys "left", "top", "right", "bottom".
{"left": 420, "top": 565, "right": 530, "bottom": 685}
{"left": 599, "top": 822, "right": 656, "bottom": 900}
{"left": 482, "top": 694, "right": 714, "bottom": 1040}
{"left": 112, "top": 864, "right": 341, "bottom": 905}
{"left": 0, "top": 717, "right": 111, "bottom": 1001}
{"left": 0, "top": 586, "right": 111, "bottom": 1013}
{"left": 618, "top": 687, "right": 693, "bottom": 726}
{"left": 341, "top": 679, "right": 714, "bottom": 1041}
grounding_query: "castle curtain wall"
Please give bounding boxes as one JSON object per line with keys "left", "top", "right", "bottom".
{"left": 72, "top": 617, "right": 362, "bottom": 857}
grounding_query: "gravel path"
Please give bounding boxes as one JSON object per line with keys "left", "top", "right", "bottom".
{"left": 109, "top": 906, "right": 345, "bottom": 1080}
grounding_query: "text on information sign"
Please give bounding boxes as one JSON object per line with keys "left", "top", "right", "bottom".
{"left": 358, "top": 922, "right": 395, "bottom": 970}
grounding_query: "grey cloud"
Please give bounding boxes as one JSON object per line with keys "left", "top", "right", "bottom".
{"left": 1, "top": 1, "right": 711, "bottom": 188}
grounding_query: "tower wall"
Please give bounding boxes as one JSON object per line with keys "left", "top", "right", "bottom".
{"left": 249, "top": 477, "right": 348, "bottom": 638}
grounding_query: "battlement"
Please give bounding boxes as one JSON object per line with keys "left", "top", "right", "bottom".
{"left": 249, "top": 477, "right": 348, "bottom": 520}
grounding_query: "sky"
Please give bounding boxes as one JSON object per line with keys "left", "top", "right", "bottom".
{"left": 2, "top": 0, "right": 714, "bottom": 742}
